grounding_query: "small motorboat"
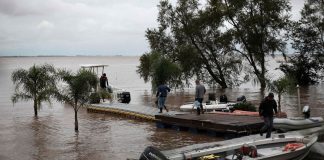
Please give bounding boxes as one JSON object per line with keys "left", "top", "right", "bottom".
{"left": 179, "top": 100, "right": 236, "bottom": 112}
{"left": 139, "top": 134, "right": 318, "bottom": 160}
{"left": 274, "top": 117, "right": 324, "bottom": 132}
{"left": 210, "top": 110, "right": 287, "bottom": 118}
{"left": 209, "top": 110, "right": 260, "bottom": 116}
{"left": 80, "top": 64, "right": 131, "bottom": 104}
{"left": 274, "top": 105, "right": 324, "bottom": 132}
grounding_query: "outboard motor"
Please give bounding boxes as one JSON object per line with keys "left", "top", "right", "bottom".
{"left": 139, "top": 146, "right": 168, "bottom": 160}
{"left": 220, "top": 94, "right": 228, "bottom": 103}
{"left": 208, "top": 93, "right": 216, "bottom": 101}
{"left": 117, "top": 91, "right": 131, "bottom": 104}
{"left": 237, "top": 95, "right": 246, "bottom": 103}
{"left": 302, "top": 105, "right": 310, "bottom": 119}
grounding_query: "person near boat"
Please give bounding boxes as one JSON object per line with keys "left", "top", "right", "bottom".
{"left": 195, "top": 80, "right": 206, "bottom": 115}
{"left": 259, "top": 92, "right": 278, "bottom": 138}
{"left": 99, "top": 73, "right": 109, "bottom": 102}
{"left": 156, "top": 83, "right": 170, "bottom": 113}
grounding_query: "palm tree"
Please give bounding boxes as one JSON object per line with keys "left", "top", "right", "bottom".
{"left": 56, "top": 69, "right": 97, "bottom": 131}
{"left": 11, "top": 64, "right": 57, "bottom": 117}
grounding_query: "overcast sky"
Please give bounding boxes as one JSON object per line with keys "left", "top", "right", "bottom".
{"left": 0, "top": 0, "right": 305, "bottom": 56}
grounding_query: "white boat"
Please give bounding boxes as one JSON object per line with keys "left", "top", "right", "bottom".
{"left": 139, "top": 133, "right": 318, "bottom": 160}
{"left": 179, "top": 100, "right": 236, "bottom": 112}
{"left": 80, "top": 64, "right": 131, "bottom": 103}
{"left": 274, "top": 117, "right": 324, "bottom": 132}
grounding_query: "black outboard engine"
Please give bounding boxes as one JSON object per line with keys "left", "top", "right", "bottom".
{"left": 139, "top": 146, "right": 168, "bottom": 160}
{"left": 117, "top": 91, "right": 131, "bottom": 104}
{"left": 237, "top": 95, "right": 246, "bottom": 103}
{"left": 208, "top": 93, "right": 216, "bottom": 101}
{"left": 302, "top": 105, "right": 310, "bottom": 119}
{"left": 220, "top": 94, "right": 228, "bottom": 103}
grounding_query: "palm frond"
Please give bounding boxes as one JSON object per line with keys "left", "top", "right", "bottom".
{"left": 56, "top": 69, "right": 97, "bottom": 111}
{"left": 11, "top": 64, "right": 59, "bottom": 115}
{"left": 11, "top": 93, "right": 32, "bottom": 104}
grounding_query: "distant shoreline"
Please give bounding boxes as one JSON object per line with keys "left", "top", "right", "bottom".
{"left": 0, "top": 55, "right": 140, "bottom": 58}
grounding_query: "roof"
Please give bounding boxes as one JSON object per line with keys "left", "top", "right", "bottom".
{"left": 80, "top": 64, "right": 109, "bottom": 68}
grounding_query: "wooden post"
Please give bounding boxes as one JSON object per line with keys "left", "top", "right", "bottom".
{"left": 297, "top": 85, "right": 301, "bottom": 115}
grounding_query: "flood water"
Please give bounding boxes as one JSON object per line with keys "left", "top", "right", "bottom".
{"left": 0, "top": 56, "right": 323, "bottom": 160}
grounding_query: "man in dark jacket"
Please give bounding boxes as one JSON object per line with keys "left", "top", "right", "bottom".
{"left": 156, "top": 83, "right": 171, "bottom": 113}
{"left": 99, "top": 73, "right": 109, "bottom": 102}
{"left": 259, "top": 93, "right": 278, "bottom": 138}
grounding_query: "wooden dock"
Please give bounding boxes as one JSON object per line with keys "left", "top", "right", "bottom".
{"left": 155, "top": 113, "right": 264, "bottom": 138}
{"left": 86, "top": 102, "right": 183, "bottom": 121}
{"left": 86, "top": 102, "right": 264, "bottom": 138}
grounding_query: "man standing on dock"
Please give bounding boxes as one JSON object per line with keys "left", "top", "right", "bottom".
{"left": 195, "top": 80, "right": 206, "bottom": 115}
{"left": 259, "top": 92, "right": 278, "bottom": 138}
{"left": 156, "top": 83, "right": 171, "bottom": 113}
{"left": 99, "top": 73, "right": 109, "bottom": 102}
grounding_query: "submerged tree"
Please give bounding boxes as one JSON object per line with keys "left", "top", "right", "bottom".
{"left": 280, "top": 0, "right": 324, "bottom": 85}
{"left": 223, "top": 0, "right": 291, "bottom": 90}
{"left": 56, "top": 69, "right": 97, "bottom": 131}
{"left": 137, "top": 51, "right": 182, "bottom": 90}
{"left": 140, "top": 0, "right": 243, "bottom": 89}
{"left": 267, "top": 76, "right": 295, "bottom": 113}
{"left": 11, "top": 64, "right": 57, "bottom": 117}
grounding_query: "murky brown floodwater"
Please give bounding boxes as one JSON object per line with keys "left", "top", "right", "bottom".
{"left": 0, "top": 56, "right": 323, "bottom": 160}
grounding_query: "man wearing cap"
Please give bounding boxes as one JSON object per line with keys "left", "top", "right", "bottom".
{"left": 259, "top": 92, "right": 278, "bottom": 138}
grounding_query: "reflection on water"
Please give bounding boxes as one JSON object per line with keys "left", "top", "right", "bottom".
{"left": 0, "top": 57, "right": 323, "bottom": 159}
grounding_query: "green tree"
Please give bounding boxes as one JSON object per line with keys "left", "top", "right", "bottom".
{"left": 223, "top": 0, "right": 291, "bottom": 90}
{"left": 11, "top": 64, "right": 57, "bottom": 117}
{"left": 267, "top": 76, "right": 295, "bottom": 113}
{"left": 56, "top": 69, "right": 98, "bottom": 131}
{"left": 280, "top": 0, "right": 324, "bottom": 85}
{"left": 142, "top": 0, "right": 243, "bottom": 89}
{"left": 137, "top": 51, "right": 182, "bottom": 90}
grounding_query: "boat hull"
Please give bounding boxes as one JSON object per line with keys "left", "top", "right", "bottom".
{"left": 139, "top": 134, "right": 318, "bottom": 160}
{"left": 179, "top": 102, "right": 235, "bottom": 112}
{"left": 274, "top": 117, "right": 324, "bottom": 131}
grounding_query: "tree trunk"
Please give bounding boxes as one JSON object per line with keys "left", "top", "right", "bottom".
{"left": 260, "top": 57, "right": 266, "bottom": 91}
{"left": 33, "top": 99, "right": 38, "bottom": 117}
{"left": 74, "top": 109, "right": 78, "bottom": 131}
{"left": 219, "top": 81, "right": 227, "bottom": 89}
{"left": 260, "top": 79, "right": 266, "bottom": 91}
{"left": 278, "top": 94, "right": 282, "bottom": 113}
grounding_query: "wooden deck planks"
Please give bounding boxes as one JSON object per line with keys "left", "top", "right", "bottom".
{"left": 87, "top": 102, "right": 264, "bottom": 137}
{"left": 155, "top": 113, "right": 264, "bottom": 135}
{"left": 86, "top": 102, "right": 183, "bottom": 121}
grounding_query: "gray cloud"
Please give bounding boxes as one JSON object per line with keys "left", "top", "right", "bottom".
{"left": 0, "top": 0, "right": 306, "bottom": 56}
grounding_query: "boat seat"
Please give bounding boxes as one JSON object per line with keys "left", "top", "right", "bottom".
{"left": 225, "top": 146, "right": 285, "bottom": 159}
{"left": 257, "top": 146, "right": 284, "bottom": 156}
{"left": 225, "top": 154, "right": 263, "bottom": 160}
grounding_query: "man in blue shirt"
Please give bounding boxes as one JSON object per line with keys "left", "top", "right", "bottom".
{"left": 156, "top": 83, "right": 171, "bottom": 113}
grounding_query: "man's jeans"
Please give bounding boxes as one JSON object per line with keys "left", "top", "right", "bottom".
{"left": 158, "top": 97, "right": 166, "bottom": 109}
{"left": 260, "top": 116, "right": 274, "bottom": 138}
{"left": 195, "top": 98, "right": 203, "bottom": 115}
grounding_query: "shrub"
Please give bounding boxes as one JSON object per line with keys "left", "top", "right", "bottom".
{"left": 233, "top": 102, "right": 256, "bottom": 111}
{"left": 89, "top": 92, "right": 101, "bottom": 104}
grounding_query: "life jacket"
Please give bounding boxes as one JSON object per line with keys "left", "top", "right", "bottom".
{"left": 283, "top": 143, "right": 304, "bottom": 152}
{"left": 239, "top": 144, "right": 258, "bottom": 158}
